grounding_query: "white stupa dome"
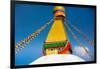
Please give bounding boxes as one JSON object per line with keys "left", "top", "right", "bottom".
{"left": 30, "top": 54, "right": 85, "bottom": 65}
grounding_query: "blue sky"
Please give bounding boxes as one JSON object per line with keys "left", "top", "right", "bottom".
{"left": 15, "top": 3, "right": 95, "bottom": 65}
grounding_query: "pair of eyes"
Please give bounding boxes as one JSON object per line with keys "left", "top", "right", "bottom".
{"left": 48, "top": 48, "right": 63, "bottom": 51}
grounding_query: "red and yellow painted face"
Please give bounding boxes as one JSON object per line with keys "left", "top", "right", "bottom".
{"left": 53, "top": 6, "right": 65, "bottom": 17}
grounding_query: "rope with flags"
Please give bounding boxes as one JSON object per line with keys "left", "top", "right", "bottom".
{"left": 65, "top": 19, "right": 94, "bottom": 46}
{"left": 15, "top": 18, "right": 54, "bottom": 54}
{"left": 64, "top": 20, "right": 92, "bottom": 59}
{"left": 64, "top": 20, "right": 82, "bottom": 46}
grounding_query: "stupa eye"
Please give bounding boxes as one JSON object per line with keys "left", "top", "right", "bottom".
{"left": 51, "top": 48, "right": 53, "bottom": 51}
{"left": 57, "top": 48, "right": 60, "bottom": 51}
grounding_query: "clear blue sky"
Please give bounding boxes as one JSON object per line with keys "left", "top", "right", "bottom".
{"left": 15, "top": 3, "right": 95, "bottom": 65}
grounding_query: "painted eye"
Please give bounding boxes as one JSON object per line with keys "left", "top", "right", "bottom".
{"left": 59, "top": 48, "right": 63, "bottom": 51}
{"left": 58, "top": 48, "right": 61, "bottom": 51}
{"left": 51, "top": 48, "right": 53, "bottom": 51}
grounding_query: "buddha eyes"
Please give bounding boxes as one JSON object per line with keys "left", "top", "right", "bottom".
{"left": 50, "top": 48, "right": 53, "bottom": 51}
{"left": 48, "top": 48, "right": 63, "bottom": 51}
